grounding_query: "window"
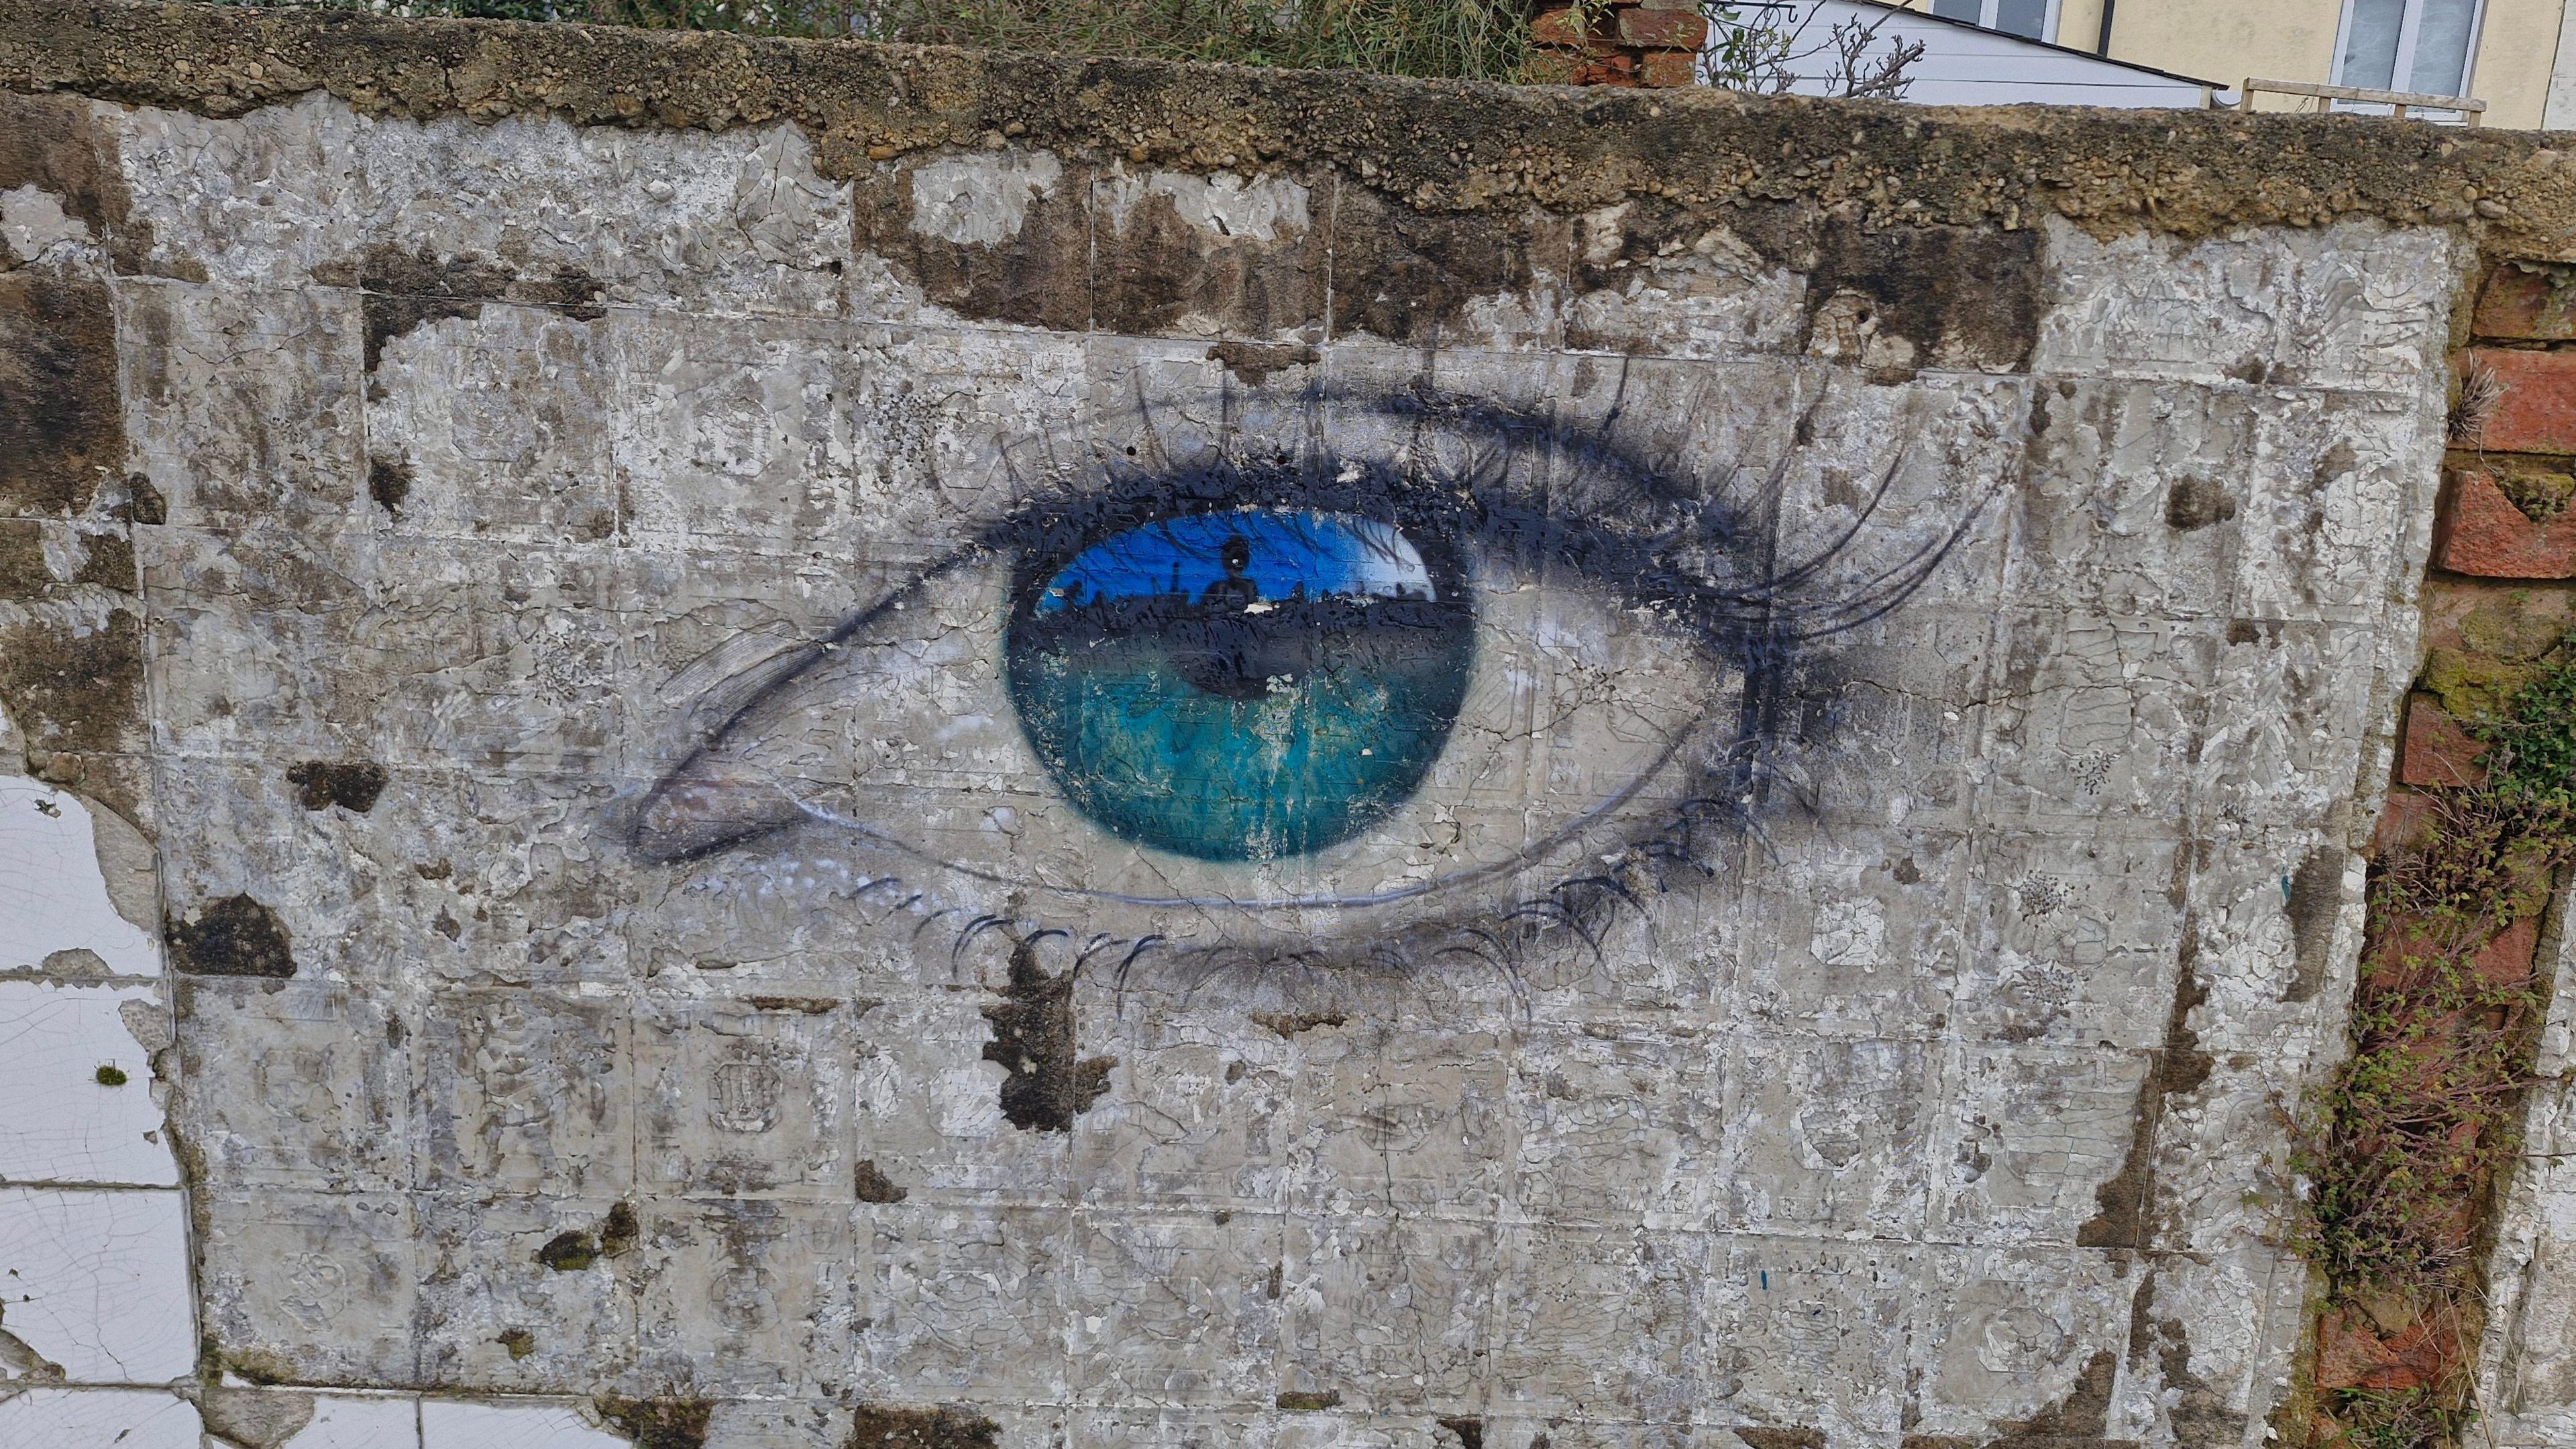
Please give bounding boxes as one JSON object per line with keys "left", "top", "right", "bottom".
{"left": 1929, "top": 0, "right": 2053, "bottom": 42}
{"left": 2336, "top": 0, "right": 2484, "bottom": 97}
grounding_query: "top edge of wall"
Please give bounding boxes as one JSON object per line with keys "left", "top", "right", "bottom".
{"left": 7, "top": 0, "right": 2576, "bottom": 252}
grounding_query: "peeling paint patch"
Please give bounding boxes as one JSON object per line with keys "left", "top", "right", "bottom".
{"left": 199, "top": 1385, "right": 318, "bottom": 1449}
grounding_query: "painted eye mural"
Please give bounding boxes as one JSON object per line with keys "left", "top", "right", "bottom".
{"left": 629, "top": 378, "right": 1984, "bottom": 965}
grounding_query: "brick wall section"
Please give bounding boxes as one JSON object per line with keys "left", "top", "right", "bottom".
{"left": 1527, "top": 0, "right": 1706, "bottom": 87}
{"left": 2312, "top": 260, "right": 2576, "bottom": 1434}
{"left": 2402, "top": 263, "right": 2576, "bottom": 804}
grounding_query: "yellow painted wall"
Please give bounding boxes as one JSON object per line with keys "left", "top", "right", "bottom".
{"left": 1880, "top": 0, "right": 2566, "bottom": 126}
{"left": 2475, "top": 0, "right": 2565, "bottom": 127}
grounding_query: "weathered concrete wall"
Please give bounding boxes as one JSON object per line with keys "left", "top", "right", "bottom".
{"left": 0, "top": 5, "right": 2546, "bottom": 1447}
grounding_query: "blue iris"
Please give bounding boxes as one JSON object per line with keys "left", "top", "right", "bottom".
{"left": 1004, "top": 508, "right": 1474, "bottom": 863}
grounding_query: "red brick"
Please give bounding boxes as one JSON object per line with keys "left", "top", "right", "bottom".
{"left": 2475, "top": 265, "right": 2576, "bottom": 341}
{"left": 2436, "top": 468, "right": 2576, "bottom": 579}
{"left": 1529, "top": 6, "right": 1587, "bottom": 44}
{"left": 2473, "top": 915, "right": 2542, "bottom": 986}
{"left": 1619, "top": 7, "right": 1707, "bottom": 47}
{"left": 2371, "top": 786, "right": 2439, "bottom": 857}
{"left": 2399, "top": 695, "right": 2488, "bottom": 788}
{"left": 1639, "top": 50, "right": 1699, "bottom": 87}
{"left": 2463, "top": 347, "right": 2576, "bottom": 454}
{"left": 2314, "top": 1308, "right": 2457, "bottom": 1391}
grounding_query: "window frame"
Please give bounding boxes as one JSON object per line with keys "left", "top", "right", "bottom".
{"left": 1927, "top": 0, "right": 2063, "bottom": 44}
{"left": 2328, "top": 0, "right": 2490, "bottom": 99}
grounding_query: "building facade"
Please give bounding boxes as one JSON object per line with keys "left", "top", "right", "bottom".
{"left": 1788, "top": 0, "right": 2576, "bottom": 126}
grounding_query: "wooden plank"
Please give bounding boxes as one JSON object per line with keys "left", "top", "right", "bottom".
{"left": 2241, "top": 75, "right": 2488, "bottom": 113}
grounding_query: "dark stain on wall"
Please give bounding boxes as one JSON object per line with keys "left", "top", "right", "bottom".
{"left": 2126, "top": 1269, "right": 2249, "bottom": 1444}
{"left": 344, "top": 244, "right": 604, "bottom": 375}
{"left": 2165, "top": 476, "right": 2240, "bottom": 531}
{"left": 0, "top": 271, "right": 122, "bottom": 519}
{"left": 0, "top": 521, "right": 47, "bottom": 596}
{"left": 1328, "top": 187, "right": 1560, "bottom": 345}
{"left": 1800, "top": 219, "right": 2043, "bottom": 376}
{"left": 168, "top": 894, "right": 297, "bottom": 979}
{"left": 536, "top": 1229, "right": 602, "bottom": 1272}
{"left": 72, "top": 530, "right": 134, "bottom": 590}
{"left": 2078, "top": 951, "right": 2213, "bottom": 1249}
{"left": 851, "top": 159, "right": 1091, "bottom": 331}
{"left": 853, "top": 1159, "right": 908, "bottom": 1203}
{"left": 0, "top": 91, "right": 149, "bottom": 273}
{"left": 286, "top": 760, "right": 388, "bottom": 814}
{"left": 368, "top": 456, "right": 415, "bottom": 518}
{"left": 1437, "top": 1415, "right": 1484, "bottom": 1449}
{"left": 980, "top": 938, "right": 1116, "bottom": 1132}
{"left": 1735, "top": 1430, "right": 1826, "bottom": 1449}
{"left": 1900, "top": 1351, "right": 2122, "bottom": 1448}
{"left": 597, "top": 1397, "right": 714, "bottom": 1449}
{"left": 1205, "top": 341, "right": 1320, "bottom": 386}
{"left": 2284, "top": 847, "right": 2348, "bottom": 1004}
{"left": 1092, "top": 170, "right": 1328, "bottom": 338}
{"left": 845, "top": 1405, "right": 1002, "bottom": 1449}
{"left": 0, "top": 604, "right": 144, "bottom": 805}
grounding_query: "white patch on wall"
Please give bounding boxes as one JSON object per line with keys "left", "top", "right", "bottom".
{"left": 0, "top": 768, "right": 194, "bottom": 1424}
{"left": 0, "top": 980, "right": 176, "bottom": 1187}
{"left": 285, "top": 1393, "right": 427, "bottom": 1448}
{"left": 0, "top": 1388, "right": 203, "bottom": 1448}
{"left": 0, "top": 182, "right": 93, "bottom": 264}
{"left": 1137, "top": 170, "right": 1310, "bottom": 242}
{"left": 908, "top": 150, "right": 1064, "bottom": 246}
{"left": 0, "top": 780, "right": 158, "bottom": 977}
{"left": 421, "top": 1398, "right": 632, "bottom": 1448}
{"left": 0, "top": 1188, "right": 195, "bottom": 1383}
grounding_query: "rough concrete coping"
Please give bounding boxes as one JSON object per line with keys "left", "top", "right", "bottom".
{"left": 7, "top": 0, "right": 2576, "bottom": 254}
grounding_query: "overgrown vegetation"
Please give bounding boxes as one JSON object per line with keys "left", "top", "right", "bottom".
{"left": 199, "top": 0, "right": 1919, "bottom": 92}
{"left": 2316, "top": 1387, "right": 2475, "bottom": 1449}
{"left": 199, "top": 0, "right": 1535, "bottom": 81}
{"left": 2295, "top": 632, "right": 2576, "bottom": 1445}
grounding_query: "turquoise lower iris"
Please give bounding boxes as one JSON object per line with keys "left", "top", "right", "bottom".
{"left": 1003, "top": 508, "right": 1473, "bottom": 863}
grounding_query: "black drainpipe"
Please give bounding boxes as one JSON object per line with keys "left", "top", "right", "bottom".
{"left": 2095, "top": 0, "right": 2116, "bottom": 56}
